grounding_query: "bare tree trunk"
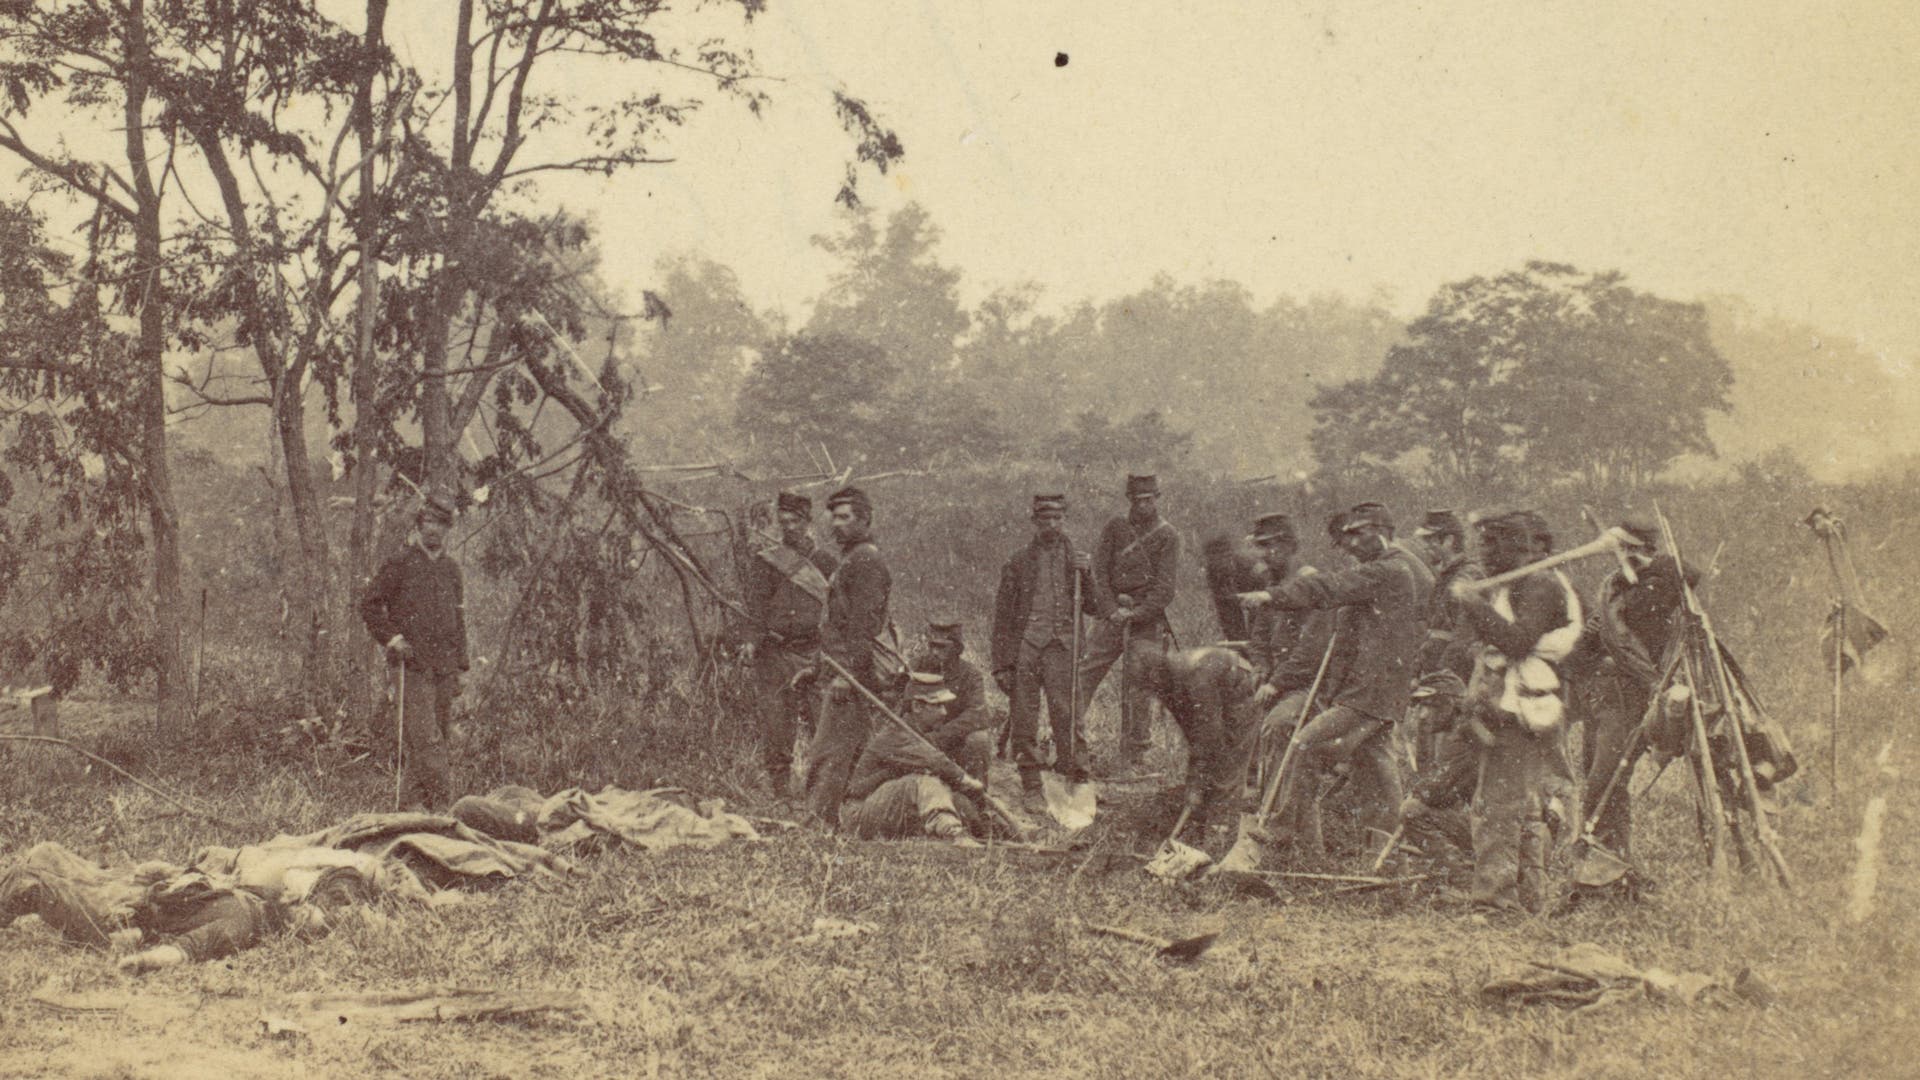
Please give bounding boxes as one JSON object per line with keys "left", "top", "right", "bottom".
{"left": 121, "top": 0, "right": 188, "bottom": 732}
{"left": 276, "top": 387, "right": 332, "bottom": 702}
{"left": 347, "top": 0, "right": 390, "bottom": 725}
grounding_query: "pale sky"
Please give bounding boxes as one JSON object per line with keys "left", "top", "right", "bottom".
{"left": 371, "top": 0, "right": 1920, "bottom": 384}
{"left": 10, "top": 2, "right": 1915, "bottom": 385}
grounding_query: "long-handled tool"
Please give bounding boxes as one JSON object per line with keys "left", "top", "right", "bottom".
{"left": 817, "top": 652, "right": 1030, "bottom": 840}
{"left": 393, "top": 662, "right": 406, "bottom": 811}
{"left": 1367, "top": 824, "right": 1404, "bottom": 875}
{"left": 1043, "top": 563, "right": 1098, "bottom": 829}
{"left": 1081, "top": 921, "right": 1218, "bottom": 962}
{"left": 1571, "top": 719, "right": 1651, "bottom": 888}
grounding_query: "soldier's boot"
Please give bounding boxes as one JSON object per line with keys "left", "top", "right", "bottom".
{"left": 1020, "top": 769, "right": 1047, "bottom": 815}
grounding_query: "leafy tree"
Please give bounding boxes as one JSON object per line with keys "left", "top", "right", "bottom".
{"left": 1048, "top": 409, "right": 1193, "bottom": 475}
{"left": 618, "top": 255, "right": 771, "bottom": 460}
{"left": 807, "top": 203, "right": 969, "bottom": 388}
{"left": 0, "top": 205, "right": 155, "bottom": 698}
{"left": 735, "top": 332, "right": 893, "bottom": 465}
{"left": 1309, "top": 262, "right": 1732, "bottom": 489}
{"left": 0, "top": 3, "right": 200, "bottom": 726}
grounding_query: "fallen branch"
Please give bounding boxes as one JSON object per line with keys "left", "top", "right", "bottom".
{"left": 0, "top": 734, "right": 241, "bottom": 830}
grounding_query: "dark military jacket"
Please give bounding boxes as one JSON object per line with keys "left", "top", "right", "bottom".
{"left": 822, "top": 537, "right": 892, "bottom": 687}
{"left": 360, "top": 544, "right": 469, "bottom": 676}
{"left": 1266, "top": 544, "right": 1429, "bottom": 723}
{"left": 1090, "top": 514, "right": 1179, "bottom": 624}
{"left": 908, "top": 650, "right": 992, "bottom": 745}
{"left": 744, "top": 536, "right": 837, "bottom": 650}
{"left": 989, "top": 536, "right": 1096, "bottom": 678}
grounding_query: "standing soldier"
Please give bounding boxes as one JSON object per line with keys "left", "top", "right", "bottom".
{"left": 990, "top": 494, "right": 1095, "bottom": 809}
{"left": 1449, "top": 510, "right": 1584, "bottom": 916}
{"left": 742, "top": 492, "right": 838, "bottom": 793}
{"left": 1240, "top": 502, "right": 1429, "bottom": 855}
{"left": 1245, "top": 513, "right": 1340, "bottom": 791}
{"left": 1412, "top": 509, "right": 1484, "bottom": 680}
{"left": 806, "top": 486, "right": 894, "bottom": 827}
{"left": 909, "top": 619, "right": 995, "bottom": 783}
{"left": 1571, "top": 519, "right": 1697, "bottom": 873}
{"left": 359, "top": 492, "right": 468, "bottom": 810}
{"left": 1078, "top": 474, "right": 1180, "bottom": 774}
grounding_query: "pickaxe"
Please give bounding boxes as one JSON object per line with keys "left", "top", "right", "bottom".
{"left": 1453, "top": 521, "right": 1647, "bottom": 599}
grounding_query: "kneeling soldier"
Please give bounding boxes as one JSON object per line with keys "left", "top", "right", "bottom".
{"left": 840, "top": 674, "right": 990, "bottom": 841}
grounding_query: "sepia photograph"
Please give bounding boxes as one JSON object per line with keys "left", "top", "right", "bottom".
{"left": 0, "top": 2, "right": 1913, "bottom": 1076}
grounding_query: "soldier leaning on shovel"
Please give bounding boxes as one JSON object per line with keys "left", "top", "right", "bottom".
{"left": 1077, "top": 474, "right": 1180, "bottom": 775}
{"left": 359, "top": 492, "right": 468, "bottom": 811}
{"left": 990, "top": 493, "right": 1096, "bottom": 813}
{"left": 1243, "top": 512, "right": 1340, "bottom": 797}
{"left": 741, "top": 491, "right": 839, "bottom": 793}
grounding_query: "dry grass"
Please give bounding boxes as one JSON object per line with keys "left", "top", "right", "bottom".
{"left": 0, "top": 673, "right": 1915, "bottom": 1080}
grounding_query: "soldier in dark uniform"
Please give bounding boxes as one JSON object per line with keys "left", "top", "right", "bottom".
{"left": 1244, "top": 513, "right": 1339, "bottom": 791}
{"left": 1239, "top": 502, "right": 1430, "bottom": 855}
{"left": 805, "top": 486, "right": 894, "bottom": 827}
{"left": 1412, "top": 509, "right": 1484, "bottom": 680}
{"left": 1127, "top": 641, "right": 1260, "bottom": 844}
{"left": 909, "top": 619, "right": 994, "bottom": 784}
{"left": 841, "top": 673, "right": 988, "bottom": 842}
{"left": 742, "top": 491, "right": 838, "bottom": 791}
{"left": 1570, "top": 519, "right": 1697, "bottom": 867}
{"left": 359, "top": 492, "right": 468, "bottom": 810}
{"left": 1077, "top": 474, "right": 1180, "bottom": 773}
{"left": 990, "top": 494, "right": 1095, "bottom": 807}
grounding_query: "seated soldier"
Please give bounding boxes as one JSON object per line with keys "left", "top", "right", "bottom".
{"left": 909, "top": 619, "right": 994, "bottom": 784}
{"left": 1125, "top": 640, "right": 1260, "bottom": 846}
{"left": 840, "top": 673, "right": 991, "bottom": 842}
{"left": 1394, "top": 672, "right": 1477, "bottom": 872}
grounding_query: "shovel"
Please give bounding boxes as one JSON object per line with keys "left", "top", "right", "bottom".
{"left": 1045, "top": 567, "right": 1098, "bottom": 830}
{"left": 1145, "top": 802, "right": 1213, "bottom": 880}
{"left": 1571, "top": 722, "right": 1648, "bottom": 889}
{"left": 1082, "top": 921, "right": 1219, "bottom": 962}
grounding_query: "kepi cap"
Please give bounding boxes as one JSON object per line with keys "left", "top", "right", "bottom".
{"left": 1125, "top": 474, "right": 1159, "bottom": 498}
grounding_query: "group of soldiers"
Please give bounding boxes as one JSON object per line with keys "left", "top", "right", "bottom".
{"left": 358, "top": 473, "right": 1706, "bottom": 917}
{"left": 737, "top": 475, "right": 1706, "bottom": 916}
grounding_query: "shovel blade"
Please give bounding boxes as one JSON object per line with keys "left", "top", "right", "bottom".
{"left": 1573, "top": 839, "right": 1633, "bottom": 889}
{"left": 1040, "top": 772, "right": 1098, "bottom": 830}
{"left": 1145, "top": 839, "right": 1212, "bottom": 881}
{"left": 1210, "top": 814, "right": 1271, "bottom": 876}
{"left": 1157, "top": 932, "right": 1220, "bottom": 962}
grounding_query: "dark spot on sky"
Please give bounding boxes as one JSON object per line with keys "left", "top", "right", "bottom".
{"left": 1054, "top": 52, "right": 1069, "bottom": 68}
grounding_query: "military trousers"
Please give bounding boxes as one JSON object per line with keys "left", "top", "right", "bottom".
{"left": 840, "top": 775, "right": 968, "bottom": 840}
{"left": 375, "top": 663, "right": 453, "bottom": 811}
{"left": 1268, "top": 704, "right": 1399, "bottom": 853}
{"left": 1579, "top": 663, "right": 1651, "bottom": 862}
{"left": 1075, "top": 616, "right": 1167, "bottom": 763}
{"left": 752, "top": 643, "right": 818, "bottom": 789}
{"left": 804, "top": 682, "right": 871, "bottom": 827}
{"left": 1470, "top": 714, "right": 1563, "bottom": 913}
{"left": 1009, "top": 638, "right": 1085, "bottom": 780}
